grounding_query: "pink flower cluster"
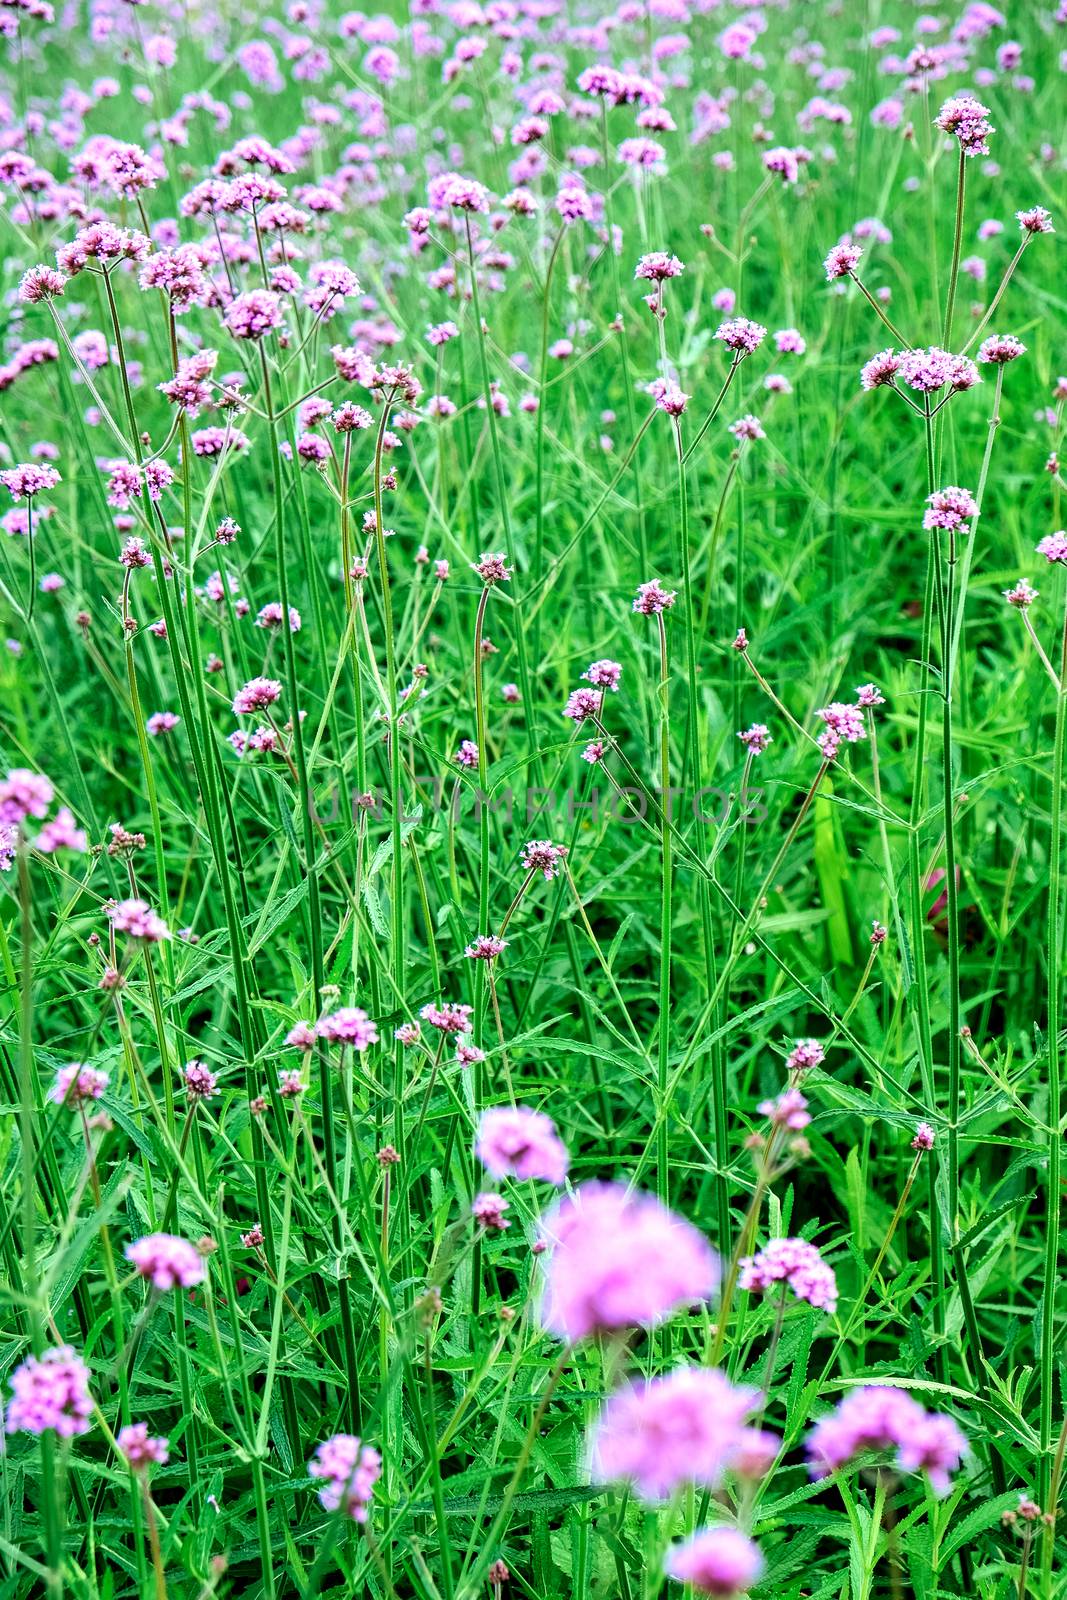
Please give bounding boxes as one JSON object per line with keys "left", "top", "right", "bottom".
{"left": 739, "top": 1237, "right": 838, "bottom": 1314}
{"left": 540, "top": 1182, "right": 718, "bottom": 1342}
{"left": 308, "top": 1434, "right": 382, "bottom": 1522}
{"left": 125, "top": 1233, "right": 205, "bottom": 1291}
{"left": 5, "top": 1346, "right": 93, "bottom": 1438}
{"left": 807, "top": 1386, "right": 966, "bottom": 1493}
{"left": 592, "top": 1367, "right": 757, "bottom": 1499}
{"left": 476, "top": 1105, "right": 569, "bottom": 1185}
{"left": 664, "top": 1527, "right": 763, "bottom": 1597}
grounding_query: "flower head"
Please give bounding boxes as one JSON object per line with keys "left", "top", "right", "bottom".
{"left": 5, "top": 1346, "right": 93, "bottom": 1437}
{"left": 108, "top": 898, "right": 170, "bottom": 942}
{"left": 664, "top": 1527, "right": 764, "bottom": 1595}
{"left": 309, "top": 1434, "right": 382, "bottom": 1522}
{"left": 824, "top": 241, "right": 862, "bottom": 281}
{"left": 807, "top": 1387, "right": 965, "bottom": 1494}
{"left": 633, "top": 579, "right": 676, "bottom": 615}
{"left": 593, "top": 1368, "right": 756, "bottom": 1500}
{"left": 49, "top": 1063, "right": 109, "bottom": 1107}
{"left": 476, "top": 1105, "right": 569, "bottom": 1184}
{"left": 540, "top": 1182, "right": 719, "bottom": 1342}
{"left": 118, "top": 1423, "right": 169, "bottom": 1469}
{"left": 740, "top": 1237, "right": 838, "bottom": 1313}
{"left": 1016, "top": 205, "right": 1053, "bottom": 234}
{"left": 520, "top": 839, "right": 568, "bottom": 880}
{"left": 714, "top": 318, "right": 766, "bottom": 355}
{"left": 125, "top": 1233, "right": 205, "bottom": 1290}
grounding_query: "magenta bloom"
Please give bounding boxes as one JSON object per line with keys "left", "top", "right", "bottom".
{"left": 520, "top": 839, "right": 568, "bottom": 879}
{"left": 823, "top": 240, "right": 861, "bottom": 280}
{"left": 664, "top": 1527, "right": 764, "bottom": 1595}
{"left": 5, "top": 1346, "right": 93, "bottom": 1438}
{"left": 633, "top": 579, "right": 676, "bottom": 615}
{"left": 125, "top": 1233, "right": 205, "bottom": 1291}
{"left": 978, "top": 334, "right": 1025, "bottom": 364}
{"left": 738, "top": 723, "right": 771, "bottom": 755}
{"left": 118, "top": 1422, "right": 169, "bottom": 1468}
{"left": 108, "top": 898, "right": 170, "bottom": 942}
{"left": 714, "top": 318, "right": 766, "bottom": 355}
{"left": 472, "top": 551, "right": 511, "bottom": 585}
{"left": 0, "top": 464, "right": 61, "bottom": 500}
{"left": 233, "top": 677, "right": 282, "bottom": 714}
{"left": 540, "top": 1182, "right": 719, "bottom": 1342}
{"left": 309, "top": 1434, "right": 382, "bottom": 1522}
{"left": 1017, "top": 206, "right": 1054, "bottom": 235}
{"left": 924, "top": 486, "right": 978, "bottom": 532}
{"left": 317, "top": 1006, "right": 378, "bottom": 1049}
{"left": 224, "top": 289, "right": 283, "bottom": 340}
{"left": 476, "top": 1106, "right": 569, "bottom": 1185}
{"left": 0, "top": 768, "right": 53, "bottom": 825}
{"left": 184, "top": 1060, "right": 219, "bottom": 1100}
{"left": 49, "top": 1063, "right": 109, "bottom": 1107}
{"left": 739, "top": 1237, "right": 838, "bottom": 1314}
{"left": 464, "top": 934, "right": 508, "bottom": 961}
{"left": 634, "top": 251, "right": 684, "bottom": 282}
{"left": 807, "top": 1386, "right": 966, "bottom": 1494}
{"left": 860, "top": 348, "right": 901, "bottom": 390}
{"left": 912, "top": 1121, "right": 936, "bottom": 1151}
{"left": 472, "top": 1192, "right": 511, "bottom": 1230}
{"left": 1037, "top": 531, "right": 1067, "bottom": 564}
{"left": 593, "top": 1367, "right": 756, "bottom": 1500}
{"left": 934, "top": 94, "right": 994, "bottom": 157}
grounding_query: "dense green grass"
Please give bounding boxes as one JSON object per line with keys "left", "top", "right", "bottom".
{"left": 0, "top": 1, "right": 1065, "bottom": 1596}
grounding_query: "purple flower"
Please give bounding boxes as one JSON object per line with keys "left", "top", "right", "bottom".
{"left": 108, "top": 898, "right": 170, "bottom": 942}
{"left": 714, "top": 318, "right": 767, "bottom": 355}
{"left": 309, "top": 1434, "right": 382, "bottom": 1522}
{"left": 592, "top": 1368, "right": 756, "bottom": 1500}
{"left": 126, "top": 1233, "right": 205, "bottom": 1290}
{"left": 738, "top": 723, "right": 771, "bottom": 755}
{"left": 520, "top": 839, "right": 568, "bottom": 879}
{"left": 5, "top": 1346, "right": 93, "bottom": 1438}
{"left": 633, "top": 579, "right": 677, "bottom": 615}
{"left": 823, "top": 241, "right": 862, "bottom": 281}
{"left": 233, "top": 677, "right": 282, "bottom": 714}
{"left": 118, "top": 1423, "right": 169, "bottom": 1468}
{"left": 1017, "top": 206, "right": 1054, "bottom": 235}
{"left": 476, "top": 1106, "right": 569, "bottom": 1185}
{"left": 0, "top": 464, "right": 61, "bottom": 499}
{"left": 934, "top": 94, "right": 994, "bottom": 157}
{"left": 739, "top": 1237, "right": 838, "bottom": 1313}
{"left": 48, "top": 1063, "right": 108, "bottom": 1107}
{"left": 634, "top": 251, "right": 684, "bottom": 283}
{"left": 663, "top": 1527, "right": 764, "bottom": 1595}
{"left": 184, "top": 1060, "right": 219, "bottom": 1100}
{"left": 1038, "top": 531, "right": 1067, "bottom": 564}
{"left": 978, "top": 334, "right": 1025, "bottom": 364}
{"left": 317, "top": 1007, "right": 378, "bottom": 1049}
{"left": 224, "top": 290, "right": 283, "bottom": 340}
{"left": 472, "top": 1192, "right": 511, "bottom": 1230}
{"left": 807, "top": 1386, "right": 966, "bottom": 1494}
{"left": 540, "top": 1182, "right": 719, "bottom": 1342}
{"left": 860, "top": 348, "right": 901, "bottom": 390}
{"left": 0, "top": 768, "right": 54, "bottom": 825}
{"left": 925, "top": 485, "right": 978, "bottom": 532}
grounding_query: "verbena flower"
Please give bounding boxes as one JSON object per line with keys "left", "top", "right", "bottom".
{"left": 309, "top": 1434, "right": 382, "bottom": 1522}
{"left": 540, "top": 1182, "right": 719, "bottom": 1341}
{"left": 663, "top": 1527, "right": 764, "bottom": 1595}
{"left": 476, "top": 1106, "right": 569, "bottom": 1184}
{"left": 592, "top": 1368, "right": 756, "bottom": 1499}
{"left": 125, "top": 1233, "right": 205, "bottom": 1290}
{"left": 5, "top": 1346, "right": 93, "bottom": 1437}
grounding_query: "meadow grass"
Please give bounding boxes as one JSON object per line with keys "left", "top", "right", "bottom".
{"left": 0, "top": 1, "right": 1065, "bottom": 1596}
